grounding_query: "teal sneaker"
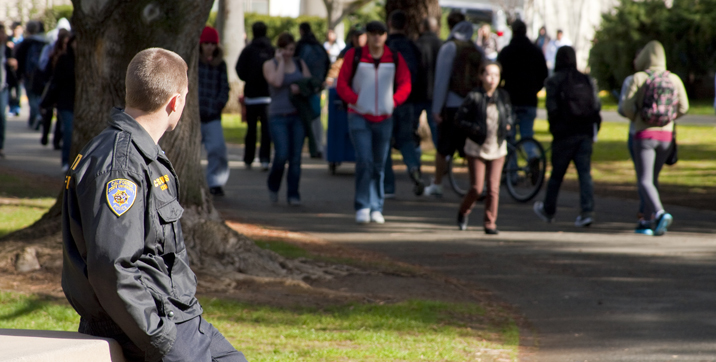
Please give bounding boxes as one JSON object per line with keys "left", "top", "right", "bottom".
{"left": 634, "top": 222, "right": 654, "bottom": 236}
{"left": 653, "top": 213, "right": 673, "bottom": 236}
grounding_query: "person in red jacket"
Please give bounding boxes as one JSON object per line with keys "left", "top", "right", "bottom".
{"left": 336, "top": 20, "right": 411, "bottom": 224}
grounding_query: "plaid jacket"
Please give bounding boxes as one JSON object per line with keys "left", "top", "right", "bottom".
{"left": 198, "top": 58, "right": 230, "bottom": 123}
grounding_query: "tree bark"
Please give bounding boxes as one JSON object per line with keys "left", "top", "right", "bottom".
{"left": 385, "top": 0, "right": 441, "bottom": 39}
{"left": 22, "top": 0, "right": 338, "bottom": 282}
{"left": 216, "top": 0, "right": 244, "bottom": 113}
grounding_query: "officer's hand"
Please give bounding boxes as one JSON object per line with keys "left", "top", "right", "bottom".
{"left": 433, "top": 112, "right": 443, "bottom": 124}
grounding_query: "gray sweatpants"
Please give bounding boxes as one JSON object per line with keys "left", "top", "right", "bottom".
{"left": 633, "top": 138, "right": 672, "bottom": 218}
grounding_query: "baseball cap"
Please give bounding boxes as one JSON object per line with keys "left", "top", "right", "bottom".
{"left": 365, "top": 21, "right": 387, "bottom": 34}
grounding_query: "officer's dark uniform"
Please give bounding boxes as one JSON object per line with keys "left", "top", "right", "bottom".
{"left": 62, "top": 108, "right": 246, "bottom": 362}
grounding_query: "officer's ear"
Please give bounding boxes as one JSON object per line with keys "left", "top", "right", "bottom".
{"left": 167, "top": 93, "right": 181, "bottom": 113}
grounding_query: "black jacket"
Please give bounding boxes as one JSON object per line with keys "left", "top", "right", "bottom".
{"left": 295, "top": 32, "right": 330, "bottom": 83}
{"left": 545, "top": 46, "right": 601, "bottom": 140}
{"left": 52, "top": 47, "right": 75, "bottom": 111}
{"left": 386, "top": 33, "right": 422, "bottom": 103}
{"left": 497, "top": 35, "right": 548, "bottom": 107}
{"left": 198, "top": 47, "right": 230, "bottom": 123}
{"left": 454, "top": 87, "right": 514, "bottom": 145}
{"left": 236, "top": 36, "right": 274, "bottom": 98}
{"left": 414, "top": 31, "right": 443, "bottom": 102}
{"left": 62, "top": 109, "right": 202, "bottom": 362}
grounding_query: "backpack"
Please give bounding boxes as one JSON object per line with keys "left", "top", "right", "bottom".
{"left": 26, "top": 41, "right": 48, "bottom": 94}
{"left": 386, "top": 36, "right": 421, "bottom": 97}
{"left": 449, "top": 39, "right": 483, "bottom": 97}
{"left": 559, "top": 69, "right": 597, "bottom": 120}
{"left": 298, "top": 42, "right": 329, "bottom": 83}
{"left": 640, "top": 70, "right": 679, "bottom": 127}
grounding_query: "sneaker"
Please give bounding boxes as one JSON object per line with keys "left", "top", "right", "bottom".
{"left": 384, "top": 193, "right": 396, "bottom": 199}
{"left": 61, "top": 164, "right": 69, "bottom": 173}
{"left": 485, "top": 228, "right": 499, "bottom": 235}
{"left": 261, "top": 162, "right": 270, "bottom": 171}
{"left": 209, "top": 186, "right": 225, "bottom": 196}
{"left": 574, "top": 215, "right": 593, "bottom": 227}
{"left": 423, "top": 182, "right": 443, "bottom": 197}
{"left": 653, "top": 212, "right": 673, "bottom": 236}
{"left": 634, "top": 222, "right": 654, "bottom": 236}
{"left": 288, "top": 197, "right": 302, "bottom": 206}
{"left": 533, "top": 201, "right": 554, "bottom": 223}
{"left": 269, "top": 190, "right": 278, "bottom": 204}
{"left": 370, "top": 211, "right": 385, "bottom": 224}
{"left": 244, "top": 162, "right": 252, "bottom": 170}
{"left": 457, "top": 212, "right": 468, "bottom": 231}
{"left": 356, "top": 208, "right": 370, "bottom": 224}
{"left": 409, "top": 168, "right": 425, "bottom": 196}
{"left": 40, "top": 134, "right": 48, "bottom": 146}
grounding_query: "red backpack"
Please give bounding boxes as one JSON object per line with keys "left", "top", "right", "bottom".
{"left": 640, "top": 70, "right": 679, "bottom": 127}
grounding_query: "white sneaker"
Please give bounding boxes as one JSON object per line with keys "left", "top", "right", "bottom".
{"left": 384, "top": 193, "right": 396, "bottom": 199}
{"left": 61, "top": 164, "right": 69, "bottom": 173}
{"left": 574, "top": 215, "right": 593, "bottom": 227}
{"left": 370, "top": 211, "right": 385, "bottom": 224}
{"left": 261, "top": 162, "right": 270, "bottom": 171}
{"left": 423, "top": 182, "right": 443, "bottom": 197}
{"left": 355, "top": 208, "right": 370, "bottom": 224}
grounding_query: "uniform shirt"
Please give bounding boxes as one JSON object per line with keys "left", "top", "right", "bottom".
{"left": 61, "top": 108, "right": 202, "bottom": 361}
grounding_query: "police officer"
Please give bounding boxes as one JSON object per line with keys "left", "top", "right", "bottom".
{"left": 61, "top": 48, "right": 247, "bottom": 362}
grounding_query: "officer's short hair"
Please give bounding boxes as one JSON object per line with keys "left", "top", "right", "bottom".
{"left": 125, "top": 48, "right": 188, "bottom": 113}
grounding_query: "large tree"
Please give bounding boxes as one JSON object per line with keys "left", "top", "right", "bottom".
{"left": 385, "top": 0, "right": 441, "bottom": 39}
{"left": 323, "top": 0, "right": 374, "bottom": 30}
{"left": 23, "top": 0, "right": 333, "bottom": 281}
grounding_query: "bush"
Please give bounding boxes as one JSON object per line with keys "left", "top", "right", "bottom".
{"left": 244, "top": 13, "right": 328, "bottom": 44}
{"left": 42, "top": 4, "right": 73, "bottom": 30}
{"left": 589, "top": 0, "right": 716, "bottom": 98}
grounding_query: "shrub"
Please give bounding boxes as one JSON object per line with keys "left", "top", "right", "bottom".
{"left": 42, "top": 5, "right": 73, "bottom": 30}
{"left": 589, "top": 0, "right": 716, "bottom": 98}
{"left": 244, "top": 13, "right": 328, "bottom": 44}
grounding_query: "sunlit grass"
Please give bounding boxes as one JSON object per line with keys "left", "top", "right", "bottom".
{"left": 0, "top": 291, "right": 518, "bottom": 362}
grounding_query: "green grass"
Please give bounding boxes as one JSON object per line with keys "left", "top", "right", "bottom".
{"left": 222, "top": 114, "right": 249, "bottom": 146}
{"left": 537, "top": 93, "right": 715, "bottom": 115}
{"left": 0, "top": 291, "right": 518, "bottom": 361}
{"left": 0, "top": 199, "right": 54, "bottom": 237}
{"left": 531, "top": 120, "right": 716, "bottom": 187}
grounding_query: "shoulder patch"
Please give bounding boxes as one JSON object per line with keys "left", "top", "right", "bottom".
{"left": 106, "top": 179, "right": 138, "bottom": 217}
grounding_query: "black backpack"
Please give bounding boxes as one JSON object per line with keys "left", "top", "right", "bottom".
{"left": 298, "top": 42, "right": 329, "bottom": 83}
{"left": 559, "top": 70, "right": 597, "bottom": 121}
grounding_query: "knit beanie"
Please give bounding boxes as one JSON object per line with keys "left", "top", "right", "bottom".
{"left": 201, "top": 26, "right": 219, "bottom": 44}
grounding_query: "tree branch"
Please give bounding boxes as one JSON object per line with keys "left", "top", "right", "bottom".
{"left": 329, "top": 0, "right": 374, "bottom": 29}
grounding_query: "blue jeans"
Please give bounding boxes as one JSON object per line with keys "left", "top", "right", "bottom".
{"left": 201, "top": 120, "right": 230, "bottom": 188}
{"left": 0, "top": 88, "right": 8, "bottom": 150}
{"left": 543, "top": 134, "right": 594, "bottom": 217}
{"left": 268, "top": 114, "right": 305, "bottom": 200}
{"left": 384, "top": 103, "right": 421, "bottom": 194}
{"left": 510, "top": 106, "right": 537, "bottom": 157}
{"left": 348, "top": 113, "right": 393, "bottom": 212}
{"left": 58, "top": 109, "right": 73, "bottom": 166}
{"left": 27, "top": 88, "right": 41, "bottom": 127}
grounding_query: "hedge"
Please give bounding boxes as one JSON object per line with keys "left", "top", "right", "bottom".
{"left": 244, "top": 13, "right": 328, "bottom": 45}
{"left": 589, "top": 0, "right": 716, "bottom": 97}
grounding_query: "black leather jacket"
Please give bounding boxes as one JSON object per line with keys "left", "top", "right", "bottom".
{"left": 454, "top": 87, "right": 514, "bottom": 145}
{"left": 61, "top": 108, "right": 202, "bottom": 362}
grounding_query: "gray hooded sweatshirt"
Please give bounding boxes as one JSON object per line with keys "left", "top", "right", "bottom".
{"left": 431, "top": 21, "right": 481, "bottom": 112}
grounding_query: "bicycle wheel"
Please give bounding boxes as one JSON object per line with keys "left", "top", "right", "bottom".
{"left": 504, "top": 137, "right": 546, "bottom": 202}
{"left": 447, "top": 154, "right": 470, "bottom": 197}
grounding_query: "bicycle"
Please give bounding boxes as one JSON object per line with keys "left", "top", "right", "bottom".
{"left": 446, "top": 136, "right": 547, "bottom": 202}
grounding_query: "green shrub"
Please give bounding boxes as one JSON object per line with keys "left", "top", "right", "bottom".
{"left": 244, "top": 13, "right": 327, "bottom": 44}
{"left": 589, "top": 0, "right": 716, "bottom": 97}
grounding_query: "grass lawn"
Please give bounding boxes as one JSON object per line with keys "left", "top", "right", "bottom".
{"left": 0, "top": 290, "right": 518, "bottom": 361}
{"left": 538, "top": 92, "right": 715, "bottom": 115}
{"left": 0, "top": 171, "right": 58, "bottom": 237}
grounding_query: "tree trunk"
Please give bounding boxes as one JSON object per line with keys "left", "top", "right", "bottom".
{"left": 22, "top": 0, "right": 338, "bottom": 282}
{"left": 324, "top": 0, "right": 374, "bottom": 30}
{"left": 385, "top": 0, "right": 441, "bottom": 39}
{"left": 216, "top": 0, "right": 244, "bottom": 113}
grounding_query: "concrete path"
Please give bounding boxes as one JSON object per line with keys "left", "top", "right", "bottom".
{"left": 3, "top": 110, "right": 716, "bottom": 361}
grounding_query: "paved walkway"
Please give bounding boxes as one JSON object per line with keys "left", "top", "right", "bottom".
{"left": 3, "top": 110, "right": 716, "bottom": 361}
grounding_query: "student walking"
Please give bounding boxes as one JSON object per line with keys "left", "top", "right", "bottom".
{"left": 534, "top": 46, "right": 601, "bottom": 227}
{"left": 336, "top": 20, "right": 411, "bottom": 224}
{"left": 622, "top": 40, "right": 689, "bottom": 236}
{"left": 198, "top": 26, "right": 231, "bottom": 196}
{"left": 15, "top": 20, "right": 47, "bottom": 130}
{"left": 262, "top": 32, "right": 311, "bottom": 206}
{"left": 497, "top": 20, "right": 548, "bottom": 160}
{"left": 324, "top": 29, "right": 345, "bottom": 64}
{"left": 236, "top": 21, "right": 274, "bottom": 170}
{"left": 414, "top": 16, "right": 443, "bottom": 149}
{"left": 424, "top": 13, "right": 483, "bottom": 197}
{"left": 384, "top": 10, "right": 425, "bottom": 197}
{"left": 0, "top": 24, "right": 15, "bottom": 159}
{"left": 49, "top": 34, "right": 75, "bottom": 172}
{"left": 544, "top": 30, "right": 571, "bottom": 75}
{"left": 455, "top": 61, "right": 513, "bottom": 234}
